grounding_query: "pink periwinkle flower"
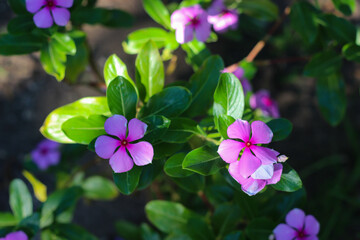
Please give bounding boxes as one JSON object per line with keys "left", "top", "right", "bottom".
{"left": 250, "top": 90, "right": 280, "bottom": 118}
{"left": 0, "top": 231, "right": 28, "bottom": 240}
{"left": 31, "top": 139, "right": 60, "bottom": 170}
{"left": 95, "top": 115, "right": 154, "bottom": 173}
{"left": 171, "top": 5, "right": 211, "bottom": 44}
{"left": 273, "top": 208, "right": 320, "bottom": 240}
{"left": 26, "top": 0, "right": 74, "bottom": 28}
{"left": 223, "top": 66, "right": 252, "bottom": 94}
{"left": 207, "top": 0, "right": 238, "bottom": 33}
{"left": 218, "top": 119, "right": 283, "bottom": 195}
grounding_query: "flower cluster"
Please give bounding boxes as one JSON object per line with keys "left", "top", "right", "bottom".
{"left": 250, "top": 90, "right": 280, "bottom": 118}
{"left": 218, "top": 119, "right": 283, "bottom": 195}
{"left": 31, "top": 139, "right": 61, "bottom": 170}
{"left": 0, "top": 231, "right": 28, "bottom": 240}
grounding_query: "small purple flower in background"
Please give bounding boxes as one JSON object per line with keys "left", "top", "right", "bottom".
{"left": 0, "top": 231, "right": 28, "bottom": 240}
{"left": 218, "top": 119, "right": 283, "bottom": 195}
{"left": 31, "top": 139, "right": 60, "bottom": 170}
{"left": 26, "top": 0, "right": 74, "bottom": 28}
{"left": 273, "top": 208, "right": 320, "bottom": 240}
{"left": 171, "top": 5, "right": 211, "bottom": 44}
{"left": 250, "top": 90, "right": 280, "bottom": 118}
{"left": 223, "top": 66, "right": 252, "bottom": 94}
{"left": 95, "top": 115, "right": 154, "bottom": 173}
{"left": 207, "top": 0, "right": 239, "bottom": 33}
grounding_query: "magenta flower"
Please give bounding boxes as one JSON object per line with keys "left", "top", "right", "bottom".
{"left": 273, "top": 208, "right": 320, "bottom": 240}
{"left": 0, "top": 231, "right": 28, "bottom": 240}
{"left": 207, "top": 0, "right": 238, "bottom": 33}
{"left": 223, "top": 67, "right": 252, "bottom": 94}
{"left": 250, "top": 90, "right": 280, "bottom": 118}
{"left": 171, "top": 5, "right": 211, "bottom": 44}
{"left": 31, "top": 139, "right": 60, "bottom": 170}
{"left": 26, "top": 0, "right": 74, "bottom": 28}
{"left": 95, "top": 115, "right": 154, "bottom": 173}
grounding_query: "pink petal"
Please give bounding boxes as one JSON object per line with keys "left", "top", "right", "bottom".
{"left": 251, "top": 164, "right": 274, "bottom": 180}
{"left": 227, "top": 119, "right": 251, "bottom": 142}
{"left": 241, "top": 177, "right": 266, "bottom": 196}
{"left": 109, "top": 147, "right": 134, "bottom": 173}
{"left": 126, "top": 142, "right": 154, "bottom": 166}
{"left": 250, "top": 120, "right": 273, "bottom": 144}
{"left": 52, "top": 7, "right": 70, "bottom": 26}
{"left": 218, "top": 139, "right": 244, "bottom": 163}
{"left": 250, "top": 146, "right": 278, "bottom": 165}
{"left": 95, "top": 136, "right": 120, "bottom": 159}
{"left": 55, "top": 0, "right": 74, "bottom": 8}
{"left": 33, "top": 7, "right": 53, "bottom": 28}
{"left": 304, "top": 237, "right": 318, "bottom": 240}
{"left": 175, "top": 25, "right": 193, "bottom": 44}
{"left": 228, "top": 163, "right": 247, "bottom": 184}
{"left": 207, "top": 0, "right": 224, "bottom": 15}
{"left": 171, "top": 9, "right": 190, "bottom": 29}
{"left": 238, "top": 148, "right": 262, "bottom": 178}
{"left": 286, "top": 208, "right": 305, "bottom": 230}
{"left": 104, "top": 115, "right": 127, "bottom": 140}
{"left": 39, "top": 139, "right": 60, "bottom": 149}
{"left": 26, "top": 0, "right": 44, "bottom": 13}
{"left": 47, "top": 151, "right": 61, "bottom": 165}
{"left": 304, "top": 215, "right": 320, "bottom": 236}
{"left": 266, "top": 163, "right": 283, "bottom": 185}
{"left": 5, "top": 231, "right": 28, "bottom": 240}
{"left": 126, "top": 118, "right": 148, "bottom": 142}
{"left": 273, "top": 224, "right": 297, "bottom": 240}
{"left": 195, "top": 13, "right": 211, "bottom": 42}
{"left": 232, "top": 67, "right": 245, "bottom": 79}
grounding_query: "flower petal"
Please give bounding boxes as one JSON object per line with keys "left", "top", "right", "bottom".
{"left": 286, "top": 208, "right": 305, "bottom": 230}
{"left": 251, "top": 164, "right": 274, "bottom": 180}
{"left": 227, "top": 119, "right": 251, "bottom": 142}
{"left": 228, "top": 162, "right": 247, "bottom": 184}
{"left": 304, "top": 215, "right": 320, "bottom": 236}
{"left": 39, "top": 139, "right": 60, "bottom": 149}
{"left": 171, "top": 8, "right": 190, "bottom": 29}
{"left": 33, "top": 8, "right": 53, "bottom": 28}
{"left": 238, "top": 148, "right": 262, "bottom": 178}
{"left": 127, "top": 142, "right": 154, "bottom": 166}
{"left": 56, "top": 0, "right": 74, "bottom": 8}
{"left": 250, "top": 145, "right": 278, "bottom": 164}
{"left": 250, "top": 120, "right": 273, "bottom": 144}
{"left": 273, "top": 224, "right": 297, "bottom": 240}
{"left": 218, "top": 139, "right": 244, "bottom": 163}
{"left": 207, "top": 0, "right": 224, "bottom": 16}
{"left": 241, "top": 177, "right": 266, "bottom": 196}
{"left": 47, "top": 151, "right": 61, "bottom": 165}
{"left": 104, "top": 115, "right": 127, "bottom": 140}
{"left": 26, "top": 0, "right": 44, "bottom": 13}
{"left": 175, "top": 25, "right": 193, "bottom": 44}
{"left": 52, "top": 7, "right": 70, "bottom": 26}
{"left": 127, "top": 118, "right": 148, "bottom": 142}
{"left": 109, "top": 147, "right": 134, "bottom": 173}
{"left": 266, "top": 163, "right": 283, "bottom": 185}
{"left": 95, "top": 136, "right": 120, "bottom": 159}
{"left": 5, "top": 231, "right": 28, "bottom": 240}
{"left": 195, "top": 22, "right": 211, "bottom": 42}
{"left": 304, "top": 237, "right": 318, "bottom": 240}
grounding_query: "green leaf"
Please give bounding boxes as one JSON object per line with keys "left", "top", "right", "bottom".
{"left": 103, "top": 54, "right": 133, "bottom": 86}
{"left": 10, "top": 179, "right": 33, "bottom": 220}
{"left": 142, "top": 115, "right": 171, "bottom": 143}
{"left": 49, "top": 223, "right": 98, "bottom": 240}
{"left": 18, "top": 213, "right": 40, "bottom": 236}
{"left": 141, "top": 223, "right": 161, "bottom": 240}
{"left": 138, "top": 160, "right": 164, "bottom": 190}
{"left": 142, "top": 0, "right": 171, "bottom": 29}
{"left": 186, "top": 218, "right": 215, "bottom": 240}
{"left": 271, "top": 164, "right": 303, "bottom": 192}
{"left": 107, "top": 76, "right": 138, "bottom": 118}
{"left": 7, "top": 0, "right": 27, "bottom": 14}
{"left": 7, "top": 15, "right": 36, "bottom": 35}
{"left": 40, "top": 97, "right": 110, "bottom": 143}
{"left": 171, "top": 174, "right": 205, "bottom": 193}
{"left": 184, "top": 56, "right": 224, "bottom": 117}
{"left": 164, "top": 153, "right": 194, "bottom": 178}
{"left": 62, "top": 115, "right": 106, "bottom": 145}
{"left": 113, "top": 166, "right": 142, "bottom": 195}
{"left": 342, "top": 42, "right": 360, "bottom": 62}
{"left": 239, "top": 60, "right": 257, "bottom": 80}
{"left": 0, "top": 34, "right": 44, "bottom": 55}
{"left": 145, "top": 200, "right": 201, "bottom": 233}
{"left": 332, "top": 0, "right": 356, "bottom": 16}
{"left": 205, "top": 185, "right": 234, "bottom": 206}
{"left": 316, "top": 74, "right": 347, "bottom": 126}
{"left": 0, "top": 213, "right": 18, "bottom": 227}
{"left": 237, "top": 0, "right": 279, "bottom": 21}
{"left": 138, "top": 87, "right": 192, "bottom": 118}
{"left": 224, "top": 231, "right": 245, "bottom": 240}
{"left": 154, "top": 142, "right": 185, "bottom": 159}
{"left": 245, "top": 218, "right": 275, "bottom": 240}
{"left": 136, "top": 40, "right": 165, "bottom": 101}
{"left": 115, "top": 220, "right": 142, "bottom": 240}
{"left": 212, "top": 204, "right": 241, "bottom": 238}
{"left": 266, "top": 118, "right": 293, "bottom": 141}
{"left": 181, "top": 39, "right": 211, "bottom": 70}
{"left": 217, "top": 115, "right": 235, "bottom": 139}
{"left": 320, "top": 14, "right": 356, "bottom": 43}
{"left": 162, "top": 118, "right": 199, "bottom": 143}
{"left": 82, "top": 176, "right": 119, "bottom": 200}
{"left": 183, "top": 146, "right": 226, "bottom": 176}
{"left": 304, "top": 50, "right": 342, "bottom": 78}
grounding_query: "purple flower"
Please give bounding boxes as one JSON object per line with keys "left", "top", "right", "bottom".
{"left": 31, "top": 139, "right": 60, "bottom": 170}
{"left": 273, "top": 208, "right": 320, "bottom": 240}
{"left": 208, "top": 0, "right": 239, "bottom": 33}
{"left": 171, "top": 5, "right": 211, "bottom": 44}
{"left": 250, "top": 90, "right": 280, "bottom": 118}
{"left": 0, "top": 231, "right": 28, "bottom": 240}
{"left": 95, "top": 115, "right": 154, "bottom": 173}
{"left": 223, "top": 66, "right": 252, "bottom": 94}
{"left": 218, "top": 119, "right": 282, "bottom": 195}
{"left": 26, "top": 0, "right": 74, "bottom": 28}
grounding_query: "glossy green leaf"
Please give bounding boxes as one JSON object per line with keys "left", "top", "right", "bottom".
{"left": 7, "top": 0, "right": 27, "bottom": 14}
{"left": 224, "top": 231, "right": 245, "bottom": 240}
{"left": 82, "top": 176, "right": 119, "bottom": 200}
{"left": 142, "top": 115, "right": 171, "bottom": 143}
{"left": 272, "top": 164, "right": 303, "bottom": 192}
{"left": 136, "top": 40, "right": 165, "bottom": 101}
{"left": 245, "top": 218, "right": 275, "bottom": 240}
{"left": 115, "top": 221, "right": 142, "bottom": 240}
{"left": 164, "top": 153, "right": 194, "bottom": 178}
{"left": 205, "top": 185, "right": 234, "bottom": 206}
{"left": 267, "top": 118, "right": 293, "bottom": 141}
{"left": 237, "top": 0, "right": 279, "bottom": 21}
{"left": 171, "top": 174, "right": 205, "bottom": 193}
{"left": 49, "top": 223, "right": 98, "bottom": 240}
{"left": 342, "top": 43, "right": 360, "bottom": 62}
{"left": 142, "top": 0, "right": 171, "bottom": 29}
{"left": 0, "top": 213, "right": 18, "bottom": 227}
{"left": 107, "top": 76, "right": 138, "bottom": 118}
{"left": 138, "top": 87, "right": 192, "bottom": 118}
{"left": 40, "top": 97, "right": 110, "bottom": 143}
{"left": 212, "top": 204, "right": 241, "bottom": 238}
{"left": 138, "top": 160, "right": 164, "bottom": 190}
{"left": 320, "top": 14, "right": 356, "bottom": 43}
{"left": 103, "top": 54, "right": 133, "bottom": 86}
{"left": 183, "top": 146, "right": 226, "bottom": 176}
{"left": 332, "top": 0, "right": 356, "bottom": 16}
{"left": 113, "top": 166, "right": 142, "bottom": 195}
{"left": 217, "top": 114, "right": 235, "bottom": 139}
{"left": 7, "top": 15, "right": 36, "bottom": 35}
{"left": 0, "top": 34, "right": 44, "bottom": 55}
{"left": 186, "top": 218, "right": 215, "bottom": 240}
{"left": 162, "top": 118, "right": 199, "bottom": 143}
{"left": 304, "top": 50, "right": 342, "bottom": 78}
{"left": 181, "top": 40, "right": 212, "bottom": 70}
{"left": 10, "top": 179, "right": 32, "bottom": 220}
{"left": 18, "top": 213, "right": 40, "bottom": 236}
{"left": 141, "top": 223, "right": 162, "bottom": 240}
{"left": 154, "top": 142, "right": 185, "bottom": 159}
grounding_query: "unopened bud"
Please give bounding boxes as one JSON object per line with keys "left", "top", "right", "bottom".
{"left": 278, "top": 155, "right": 288, "bottom": 163}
